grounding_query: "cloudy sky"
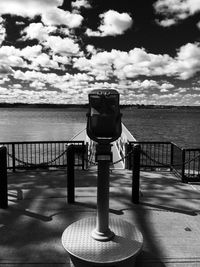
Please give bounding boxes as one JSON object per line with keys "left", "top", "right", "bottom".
{"left": 0, "top": 0, "right": 200, "bottom": 105}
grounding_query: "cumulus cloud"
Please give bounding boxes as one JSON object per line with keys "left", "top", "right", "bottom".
{"left": 86, "top": 10, "right": 133, "bottom": 36}
{"left": 72, "top": 0, "right": 92, "bottom": 10}
{"left": 20, "top": 45, "right": 43, "bottom": 59}
{"left": 30, "top": 80, "right": 46, "bottom": 89}
{"left": 0, "top": 0, "right": 62, "bottom": 18}
{"left": 0, "top": 65, "right": 14, "bottom": 78}
{"left": 0, "top": 46, "right": 27, "bottom": 69}
{"left": 0, "top": 17, "right": 6, "bottom": 45}
{"left": 154, "top": 0, "right": 200, "bottom": 26}
{"left": 42, "top": 8, "right": 83, "bottom": 28}
{"left": 21, "top": 24, "right": 81, "bottom": 62}
{"left": 74, "top": 43, "right": 200, "bottom": 80}
{"left": 74, "top": 48, "right": 171, "bottom": 79}
{"left": 52, "top": 55, "right": 71, "bottom": 65}
{"left": 12, "top": 84, "right": 23, "bottom": 89}
{"left": 13, "top": 70, "right": 94, "bottom": 90}
{"left": 30, "top": 53, "right": 59, "bottom": 70}
{"left": 45, "top": 36, "right": 80, "bottom": 55}
{"left": 0, "top": 0, "right": 83, "bottom": 28}
{"left": 22, "top": 23, "right": 52, "bottom": 42}
{"left": 86, "top": 45, "right": 97, "bottom": 55}
{"left": 174, "top": 42, "right": 200, "bottom": 79}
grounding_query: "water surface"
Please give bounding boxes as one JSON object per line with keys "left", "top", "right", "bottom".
{"left": 0, "top": 107, "right": 199, "bottom": 148}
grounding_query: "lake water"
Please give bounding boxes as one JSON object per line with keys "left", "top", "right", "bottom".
{"left": 0, "top": 107, "right": 199, "bottom": 148}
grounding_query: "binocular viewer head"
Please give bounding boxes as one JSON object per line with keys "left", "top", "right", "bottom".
{"left": 86, "top": 89, "right": 122, "bottom": 144}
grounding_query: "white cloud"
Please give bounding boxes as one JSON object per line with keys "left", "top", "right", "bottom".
{"left": 0, "top": 77, "right": 10, "bottom": 84}
{"left": 174, "top": 42, "right": 200, "bottom": 79}
{"left": 154, "top": 0, "right": 200, "bottom": 26}
{"left": 160, "top": 82, "right": 174, "bottom": 92}
{"left": 0, "top": 44, "right": 61, "bottom": 71}
{"left": 74, "top": 44, "right": 200, "bottom": 80}
{"left": 0, "top": 46, "right": 27, "bottom": 69}
{"left": 20, "top": 45, "right": 43, "bottom": 59}
{"left": 13, "top": 70, "right": 60, "bottom": 85}
{"left": 0, "top": 17, "right": 6, "bottom": 45}
{"left": 30, "top": 53, "right": 59, "bottom": 70}
{"left": 72, "top": 0, "right": 92, "bottom": 10}
{"left": 42, "top": 8, "right": 83, "bottom": 28}
{"left": 22, "top": 23, "right": 50, "bottom": 42}
{"left": 0, "top": 65, "right": 14, "bottom": 78}
{"left": 140, "top": 80, "right": 159, "bottom": 88}
{"left": 12, "top": 84, "right": 22, "bottom": 89}
{"left": 30, "top": 80, "right": 46, "bottom": 89}
{"left": 74, "top": 48, "right": 173, "bottom": 79}
{"left": 86, "top": 45, "right": 97, "bottom": 55}
{"left": 52, "top": 55, "right": 71, "bottom": 65}
{"left": 0, "top": 86, "right": 9, "bottom": 94}
{"left": 86, "top": 10, "right": 133, "bottom": 36}
{"left": 155, "top": 18, "right": 177, "bottom": 27}
{"left": 45, "top": 36, "right": 80, "bottom": 55}
{"left": 0, "top": 0, "right": 83, "bottom": 28}
{"left": 0, "top": 0, "right": 62, "bottom": 18}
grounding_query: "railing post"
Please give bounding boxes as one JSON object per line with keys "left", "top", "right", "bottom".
{"left": 132, "top": 144, "right": 140, "bottom": 204}
{"left": 85, "top": 142, "right": 89, "bottom": 170}
{"left": 81, "top": 143, "right": 85, "bottom": 170}
{"left": 182, "top": 149, "right": 186, "bottom": 183}
{"left": 127, "top": 142, "right": 133, "bottom": 170}
{"left": 170, "top": 143, "right": 174, "bottom": 171}
{"left": 12, "top": 143, "right": 16, "bottom": 172}
{"left": 125, "top": 143, "right": 128, "bottom": 169}
{"left": 67, "top": 145, "right": 75, "bottom": 203}
{"left": 0, "top": 146, "right": 8, "bottom": 209}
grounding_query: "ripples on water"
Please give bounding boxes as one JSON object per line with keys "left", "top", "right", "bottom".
{"left": 122, "top": 108, "right": 200, "bottom": 148}
{"left": 0, "top": 107, "right": 199, "bottom": 148}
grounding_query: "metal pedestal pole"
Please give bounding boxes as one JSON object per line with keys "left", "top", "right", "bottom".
{"left": 62, "top": 144, "right": 143, "bottom": 266}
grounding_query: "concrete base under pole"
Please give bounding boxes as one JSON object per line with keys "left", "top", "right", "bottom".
{"left": 62, "top": 216, "right": 143, "bottom": 267}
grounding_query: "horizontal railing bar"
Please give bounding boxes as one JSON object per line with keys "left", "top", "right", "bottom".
{"left": 0, "top": 140, "right": 84, "bottom": 145}
{"left": 185, "top": 148, "right": 200, "bottom": 151}
{"left": 130, "top": 141, "right": 172, "bottom": 145}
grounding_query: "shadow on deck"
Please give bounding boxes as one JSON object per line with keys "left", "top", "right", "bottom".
{"left": 0, "top": 168, "right": 200, "bottom": 266}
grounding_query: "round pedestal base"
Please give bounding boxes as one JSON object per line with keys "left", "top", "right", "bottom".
{"left": 62, "top": 217, "right": 143, "bottom": 266}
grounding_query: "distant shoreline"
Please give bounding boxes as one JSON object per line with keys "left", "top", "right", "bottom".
{"left": 0, "top": 103, "right": 199, "bottom": 109}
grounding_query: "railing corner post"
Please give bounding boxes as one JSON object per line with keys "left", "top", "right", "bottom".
{"left": 124, "top": 143, "right": 129, "bottom": 169}
{"left": 170, "top": 143, "right": 174, "bottom": 171}
{"left": 132, "top": 144, "right": 141, "bottom": 204}
{"left": 82, "top": 143, "right": 85, "bottom": 170}
{"left": 181, "top": 148, "right": 186, "bottom": 183}
{"left": 12, "top": 143, "right": 16, "bottom": 172}
{"left": 85, "top": 142, "right": 89, "bottom": 170}
{"left": 0, "top": 146, "right": 8, "bottom": 209}
{"left": 127, "top": 142, "right": 132, "bottom": 170}
{"left": 67, "top": 144, "right": 75, "bottom": 203}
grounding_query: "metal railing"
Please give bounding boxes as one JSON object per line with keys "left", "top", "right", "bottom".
{"left": 184, "top": 149, "right": 200, "bottom": 181}
{"left": 170, "top": 143, "right": 185, "bottom": 180}
{"left": 0, "top": 141, "right": 85, "bottom": 171}
{"left": 128, "top": 141, "right": 200, "bottom": 183}
{"left": 128, "top": 142, "right": 172, "bottom": 169}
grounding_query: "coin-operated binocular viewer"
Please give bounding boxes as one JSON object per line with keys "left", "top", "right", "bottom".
{"left": 62, "top": 90, "right": 143, "bottom": 267}
{"left": 87, "top": 89, "right": 122, "bottom": 241}
{"left": 86, "top": 89, "right": 122, "bottom": 144}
